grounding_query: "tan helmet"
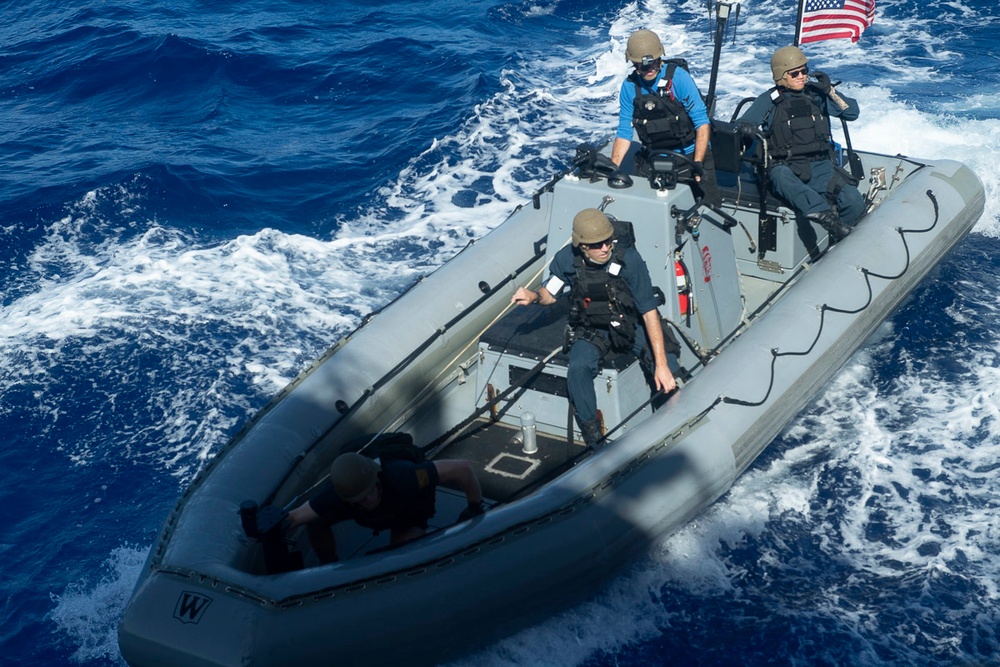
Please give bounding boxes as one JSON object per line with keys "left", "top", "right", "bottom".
{"left": 572, "top": 208, "right": 614, "bottom": 247}
{"left": 330, "top": 452, "right": 380, "bottom": 503}
{"left": 770, "top": 46, "right": 808, "bottom": 83}
{"left": 625, "top": 29, "right": 665, "bottom": 63}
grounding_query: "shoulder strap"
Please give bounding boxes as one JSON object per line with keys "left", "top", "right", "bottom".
{"left": 761, "top": 86, "right": 783, "bottom": 127}
{"left": 664, "top": 57, "right": 689, "bottom": 75}
{"left": 607, "top": 217, "right": 635, "bottom": 250}
{"left": 664, "top": 60, "right": 678, "bottom": 82}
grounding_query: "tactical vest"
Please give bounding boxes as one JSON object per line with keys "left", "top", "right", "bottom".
{"left": 568, "top": 243, "right": 640, "bottom": 352}
{"left": 348, "top": 461, "right": 437, "bottom": 533}
{"left": 629, "top": 60, "right": 697, "bottom": 152}
{"left": 765, "top": 87, "right": 833, "bottom": 163}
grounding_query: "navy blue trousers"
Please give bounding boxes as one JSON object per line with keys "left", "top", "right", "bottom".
{"left": 769, "top": 159, "right": 865, "bottom": 226}
{"left": 566, "top": 328, "right": 647, "bottom": 423}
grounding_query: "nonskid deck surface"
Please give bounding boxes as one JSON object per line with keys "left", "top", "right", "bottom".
{"left": 436, "top": 300, "right": 593, "bottom": 504}
{"left": 435, "top": 418, "right": 587, "bottom": 503}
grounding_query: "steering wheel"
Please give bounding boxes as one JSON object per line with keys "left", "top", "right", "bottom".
{"left": 645, "top": 150, "right": 701, "bottom": 190}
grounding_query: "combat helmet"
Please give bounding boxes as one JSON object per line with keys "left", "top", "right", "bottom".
{"left": 330, "top": 452, "right": 380, "bottom": 503}
{"left": 625, "top": 29, "right": 665, "bottom": 63}
{"left": 770, "top": 45, "right": 808, "bottom": 83}
{"left": 572, "top": 208, "right": 614, "bottom": 247}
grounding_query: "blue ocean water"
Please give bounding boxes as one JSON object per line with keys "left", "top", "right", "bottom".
{"left": 2, "top": 0, "right": 999, "bottom": 665}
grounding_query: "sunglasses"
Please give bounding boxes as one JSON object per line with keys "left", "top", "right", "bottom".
{"left": 786, "top": 66, "right": 809, "bottom": 79}
{"left": 634, "top": 56, "right": 662, "bottom": 74}
{"left": 582, "top": 237, "right": 613, "bottom": 251}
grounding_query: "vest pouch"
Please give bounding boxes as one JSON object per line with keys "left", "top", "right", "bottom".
{"left": 575, "top": 328, "right": 611, "bottom": 357}
{"left": 607, "top": 317, "right": 635, "bottom": 352}
{"left": 787, "top": 115, "right": 826, "bottom": 159}
{"left": 606, "top": 282, "right": 637, "bottom": 351}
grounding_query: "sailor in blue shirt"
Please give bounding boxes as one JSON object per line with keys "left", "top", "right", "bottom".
{"left": 611, "top": 29, "right": 720, "bottom": 207}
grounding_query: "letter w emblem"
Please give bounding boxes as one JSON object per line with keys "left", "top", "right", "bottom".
{"left": 173, "top": 591, "right": 213, "bottom": 624}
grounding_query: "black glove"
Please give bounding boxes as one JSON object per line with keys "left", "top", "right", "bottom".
{"left": 458, "top": 500, "right": 485, "bottom": 522}
{"left": 692, "top": 161, "right": 704, "bottom": 178}
{"left": 812, "top": 70, "right": 832, "bottom": 95}
{"left": 737, "top": 121, "right": 758, "bottom": 140}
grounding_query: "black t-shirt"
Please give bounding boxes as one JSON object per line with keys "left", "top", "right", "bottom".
{"left": 309, "top": 459, "right": 440, "bottom": 531}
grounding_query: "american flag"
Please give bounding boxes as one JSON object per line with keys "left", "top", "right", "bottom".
{"left": 796, "top": 0, "right": 876, "bottom": 45}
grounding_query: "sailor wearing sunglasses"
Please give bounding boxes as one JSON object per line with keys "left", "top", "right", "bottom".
{"left": 511, "top": 209, "right": 677, "bottom": 448}
{"left": 736, "top": 46, "right": 865, "bottom": 241}
{"left": 610, "top": 29, "right": 720, "bottom": 207}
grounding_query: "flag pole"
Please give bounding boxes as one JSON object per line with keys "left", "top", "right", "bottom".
{"left": 793, "top": 0, "right": 805, "bottom": 46}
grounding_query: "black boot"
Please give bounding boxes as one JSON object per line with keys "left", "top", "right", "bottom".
{"left": 806, "top": 210, "right": 852, "bottom": 242}
{"left": 579, "top": 419, "right": 604, "bottom": 448}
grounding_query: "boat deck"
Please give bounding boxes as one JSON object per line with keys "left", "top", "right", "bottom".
{"left": 303, "top": 150, "right": 920, "bottom": 568}
{"left": 434, "top": 418, "right": 589, "bottom": 504}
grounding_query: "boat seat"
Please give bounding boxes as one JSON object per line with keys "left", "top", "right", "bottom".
{"left": 616, "top": 131, "right": 787, "bottom": 212}
{"left": 711, "top": 119, "right": 864, "bottom": 212}
{"left": 479, "top": 298, "right": 636, "bottom": 372}
{"left": 710, "top": 119, "right": 788, "bottom": 210}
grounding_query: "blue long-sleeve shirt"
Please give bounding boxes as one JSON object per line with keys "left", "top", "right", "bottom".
{"left": 616, "top": 63, "right": 710, "bottom": 155}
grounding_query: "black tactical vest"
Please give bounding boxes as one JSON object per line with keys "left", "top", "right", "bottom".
{"left": 569, "top": 244, "right": 640, "bottom": 351}
{"left": 765, "top": 87, "right": 833, "bottom": 163}
{"left": 348, "top": 463, "right": 437, "bottom": 532}
{"left": 629, "top": 61, "right": 697, "bottom": 152}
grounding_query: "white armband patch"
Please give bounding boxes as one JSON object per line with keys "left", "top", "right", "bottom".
{"left": 543, "top": 275, "right": 565, "bottom": 295}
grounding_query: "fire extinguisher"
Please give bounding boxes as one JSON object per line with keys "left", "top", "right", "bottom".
{"left": 675, "top": 259, "right": 691, "bottom": 316}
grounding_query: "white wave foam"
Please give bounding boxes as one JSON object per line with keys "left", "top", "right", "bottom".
{"left": 50, "top": 545, "right": 147, "bottom": 665}
{"left": 0, "top": 187, "right": 406, "bottom": 478}
{"left": 461, "top": 308, "right": 1000, "bottom": 663}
